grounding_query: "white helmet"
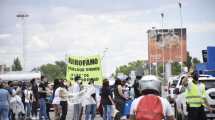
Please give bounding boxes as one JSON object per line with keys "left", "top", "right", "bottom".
{"left": 138, "top": 75, "right": 161, "bottom": 94}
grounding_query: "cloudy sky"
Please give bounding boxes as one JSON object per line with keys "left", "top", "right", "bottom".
{"left": 0, "top": 0, "right": 215, "bottom": 76}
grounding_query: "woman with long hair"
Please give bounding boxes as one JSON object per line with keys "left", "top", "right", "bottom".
{"left": 59, "top": 81, "right": 68, "bottom": 120}
{"left": 114, "top": 79, "right": 128, "bottom": 118}
{"left": 52, "top": 79, "right": 61, "bottom": 120}
{"left": 100, "top": 79, "right": 115, "bottom": 120}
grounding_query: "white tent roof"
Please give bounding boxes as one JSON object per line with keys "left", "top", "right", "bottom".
{"left": 0, "top": 71, "right": 41, "bottom": 81}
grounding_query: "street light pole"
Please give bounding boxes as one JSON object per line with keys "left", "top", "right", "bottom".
{"left": 16, "top": 13, "right": 29, "bottom": 71}
{"left": 151, "top": 27, "right": 158, "bottom": 76}
{"left": 102, "top": 48, "right": 108, "bottom": 60}
{"left": 178, "top": 0, "right": 183, "bottom": 73}
{"left": 161, "top": 13, "right": 165, "bottom": 80}
{"left": 149, "top": 57, "right": 151, "bottom": 75}
{"left": 102, "top": 48, "right": 108, "bottom": 76}
{"left": 155, "top": 28, "right": 158, "bottom": 76}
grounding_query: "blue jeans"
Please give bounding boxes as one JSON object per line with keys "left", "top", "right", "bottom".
{"left": 85, "top": 104, "right": 97, "bottom": 120}
{"left": 103, "top": 105, "right": 112, "bottom": 120}
{"left": 39, "top": 98, "right": 48, "bottom": 119}
{"left": 73, "top": 103, "right": 82, "bottom": 120}
{"left": 25, "top": 102, "right": 32, "bottom": 117}
{"left": 0, "top": 105, "right": 9, "bottom": 120}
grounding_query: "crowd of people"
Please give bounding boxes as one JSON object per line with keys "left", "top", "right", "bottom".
{"left": 99, "top": 74, "right": 174, "bottom": 120}
{"left": 0, "top": 75, "right": 98, "bottom": 120}
{"left": 0, "top": 73, "right": 172, "bottom": 120}
{"left": 0, "top": 76, "right": 53, "bottom": 120}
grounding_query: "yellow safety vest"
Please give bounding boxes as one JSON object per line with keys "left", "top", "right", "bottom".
{"left": 185, "top": 82, "right": 206, "bottom": 107}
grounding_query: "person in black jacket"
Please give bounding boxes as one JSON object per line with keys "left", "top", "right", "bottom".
{"left": 100, "top": 79, "right": 115, "bottom": 120}
{"left": 133, "top": 71, "right": 144, "bottom": 98}
{"left": 38, "top": 78, "right": 48, "bottom": 120}
{"left": 31, "top": 78, "right": 39, "bottom": 119}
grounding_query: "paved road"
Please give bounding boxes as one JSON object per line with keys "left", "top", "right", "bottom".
{"left": 49, "top": 106, "right": 103, "bottom": 120}
{"left": 32, "top": 86, "right": 171, "bottom": 120}
{"left": 49, "top": 113, "right": 103, "bottom": 120}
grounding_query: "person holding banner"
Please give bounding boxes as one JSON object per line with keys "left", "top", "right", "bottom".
{"left": 59, "top": 81, "right": 69, "bottom": 120}
{"left": 71, "top": 76, "right": 82, "bottom": 120}
{"left": 52, "top": 79, "right": 61, "bottom": 120}
{"left": 84, "top": 79, "right": 97, "bottom": 120}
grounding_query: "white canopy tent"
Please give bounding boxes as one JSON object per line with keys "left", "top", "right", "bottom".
{"left": 0, "top": 71, "right": 41, "bottom": 82}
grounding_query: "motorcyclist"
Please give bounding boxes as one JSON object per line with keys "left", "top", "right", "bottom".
{"left": 130, "top": 75, "right": 174, "bottom": 120}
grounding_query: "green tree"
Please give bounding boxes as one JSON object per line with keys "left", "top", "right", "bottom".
{"left": 40, "top": 61, "right": 67, "bottom": 81}
{"left": 183, "top": 52, "right": 201, "bottom": 71}
{"left": 116, "top": 65, "right": 130, "bottom": 75}
{"left": 158, "top": 64, "right": 164, "bottom": 77}
{"left": 172, "top": 62, "right": 181, "bottom": 75}
{"left": 115, "top": 60, "right": 145, "bottom": 76}
{"left": 55, "top": 61, "right": 67, "bottom": 76}
{"left": 192, "top": 57, "right": 201, "bottom": 66}
{"left": 157, "top": 62, "right": 181, "bottom": 77}
{"left": 184, "top": 52, "right": 192, "bottom": 70}
{"left": 12, "top": 57, "right": 22, "bottom": 71}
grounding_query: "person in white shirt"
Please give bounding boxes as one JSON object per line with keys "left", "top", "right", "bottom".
{"left": 130, "top": 75, "right": 174, "bottom": 120}
{"left": 59, "top": 81, "right": 69, "bottom": 120}
{"left": 84, "top": 79, "right": 97, "bottom": 120}
{"left": 71, "top": 76, "right": 82, "bottom": 120}
{"left": 24, "top": 86, "right": 32, "bottom": 118}
{"left": 52, "top": 79, "right": 61, "bottom": 120}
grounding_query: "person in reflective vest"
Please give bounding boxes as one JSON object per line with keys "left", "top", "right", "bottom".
{"left": 182, "top": 71, "right": 213, "bottom": 120}
{"left": 129, "top": 75, "right": 174, "bottom": 120}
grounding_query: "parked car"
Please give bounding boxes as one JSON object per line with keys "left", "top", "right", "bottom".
{"left": 174, "top": 74, "right": 189, "bottom": 120}
{"left": 199, "top": 76, "right": 215, "bottom": 119}
{"left": 167, "top": 76, "right": 178, "bottom": 103}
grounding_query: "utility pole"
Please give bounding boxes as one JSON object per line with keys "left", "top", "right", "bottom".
{"left": 161, "top": 13, "right": 165, "bottom": 80}
{"left": 102, "top": 48, "right": 108, "bottom": 60}
{"left": 151, "top": 27, "right": 158, "bottom": 76}
{"left": 178, "top": 0, "right": 183, "bottom": 73}
{"left": 16, "top": 13, "right": 29, "bottom": 71}
{"left": 102, "top": 48, "right": 108, "bottom": 76}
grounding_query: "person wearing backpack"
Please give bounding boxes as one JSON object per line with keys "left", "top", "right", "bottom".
{"left": 130, "top": 75, "right": 174, "bottom": 120}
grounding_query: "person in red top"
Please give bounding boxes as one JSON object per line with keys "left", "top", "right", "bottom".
{"left": 130, "top": 75, "right": 174, "bottom": 120}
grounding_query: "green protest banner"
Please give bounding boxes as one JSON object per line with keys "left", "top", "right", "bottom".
{"left": 66, "top": 55, "right": 103, "bottom": 85}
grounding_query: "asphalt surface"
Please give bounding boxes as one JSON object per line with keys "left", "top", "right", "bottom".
{"left": 49, "top": 106, "right": 103, "bottom": 120}
{"left": 33, "top": 86, "right": 170, "bottom": 120}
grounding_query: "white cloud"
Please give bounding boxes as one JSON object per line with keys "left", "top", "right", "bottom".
{"left": 187, "top": 22, "right": 215, "bottom": 33}
{"left": 21, "top": 9, "right": 155, "bottom": 74}
{"left": 2, "top": 1, "right": 214, "bottom": 75}
{"left": 27, "top": 35, "right": 49, "bottom": 49}
{"left": 0, "top": 49, "right": 7, "bottom": 54}
{"left": 0, "top": 33, "right": 11, "bottom": 39}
